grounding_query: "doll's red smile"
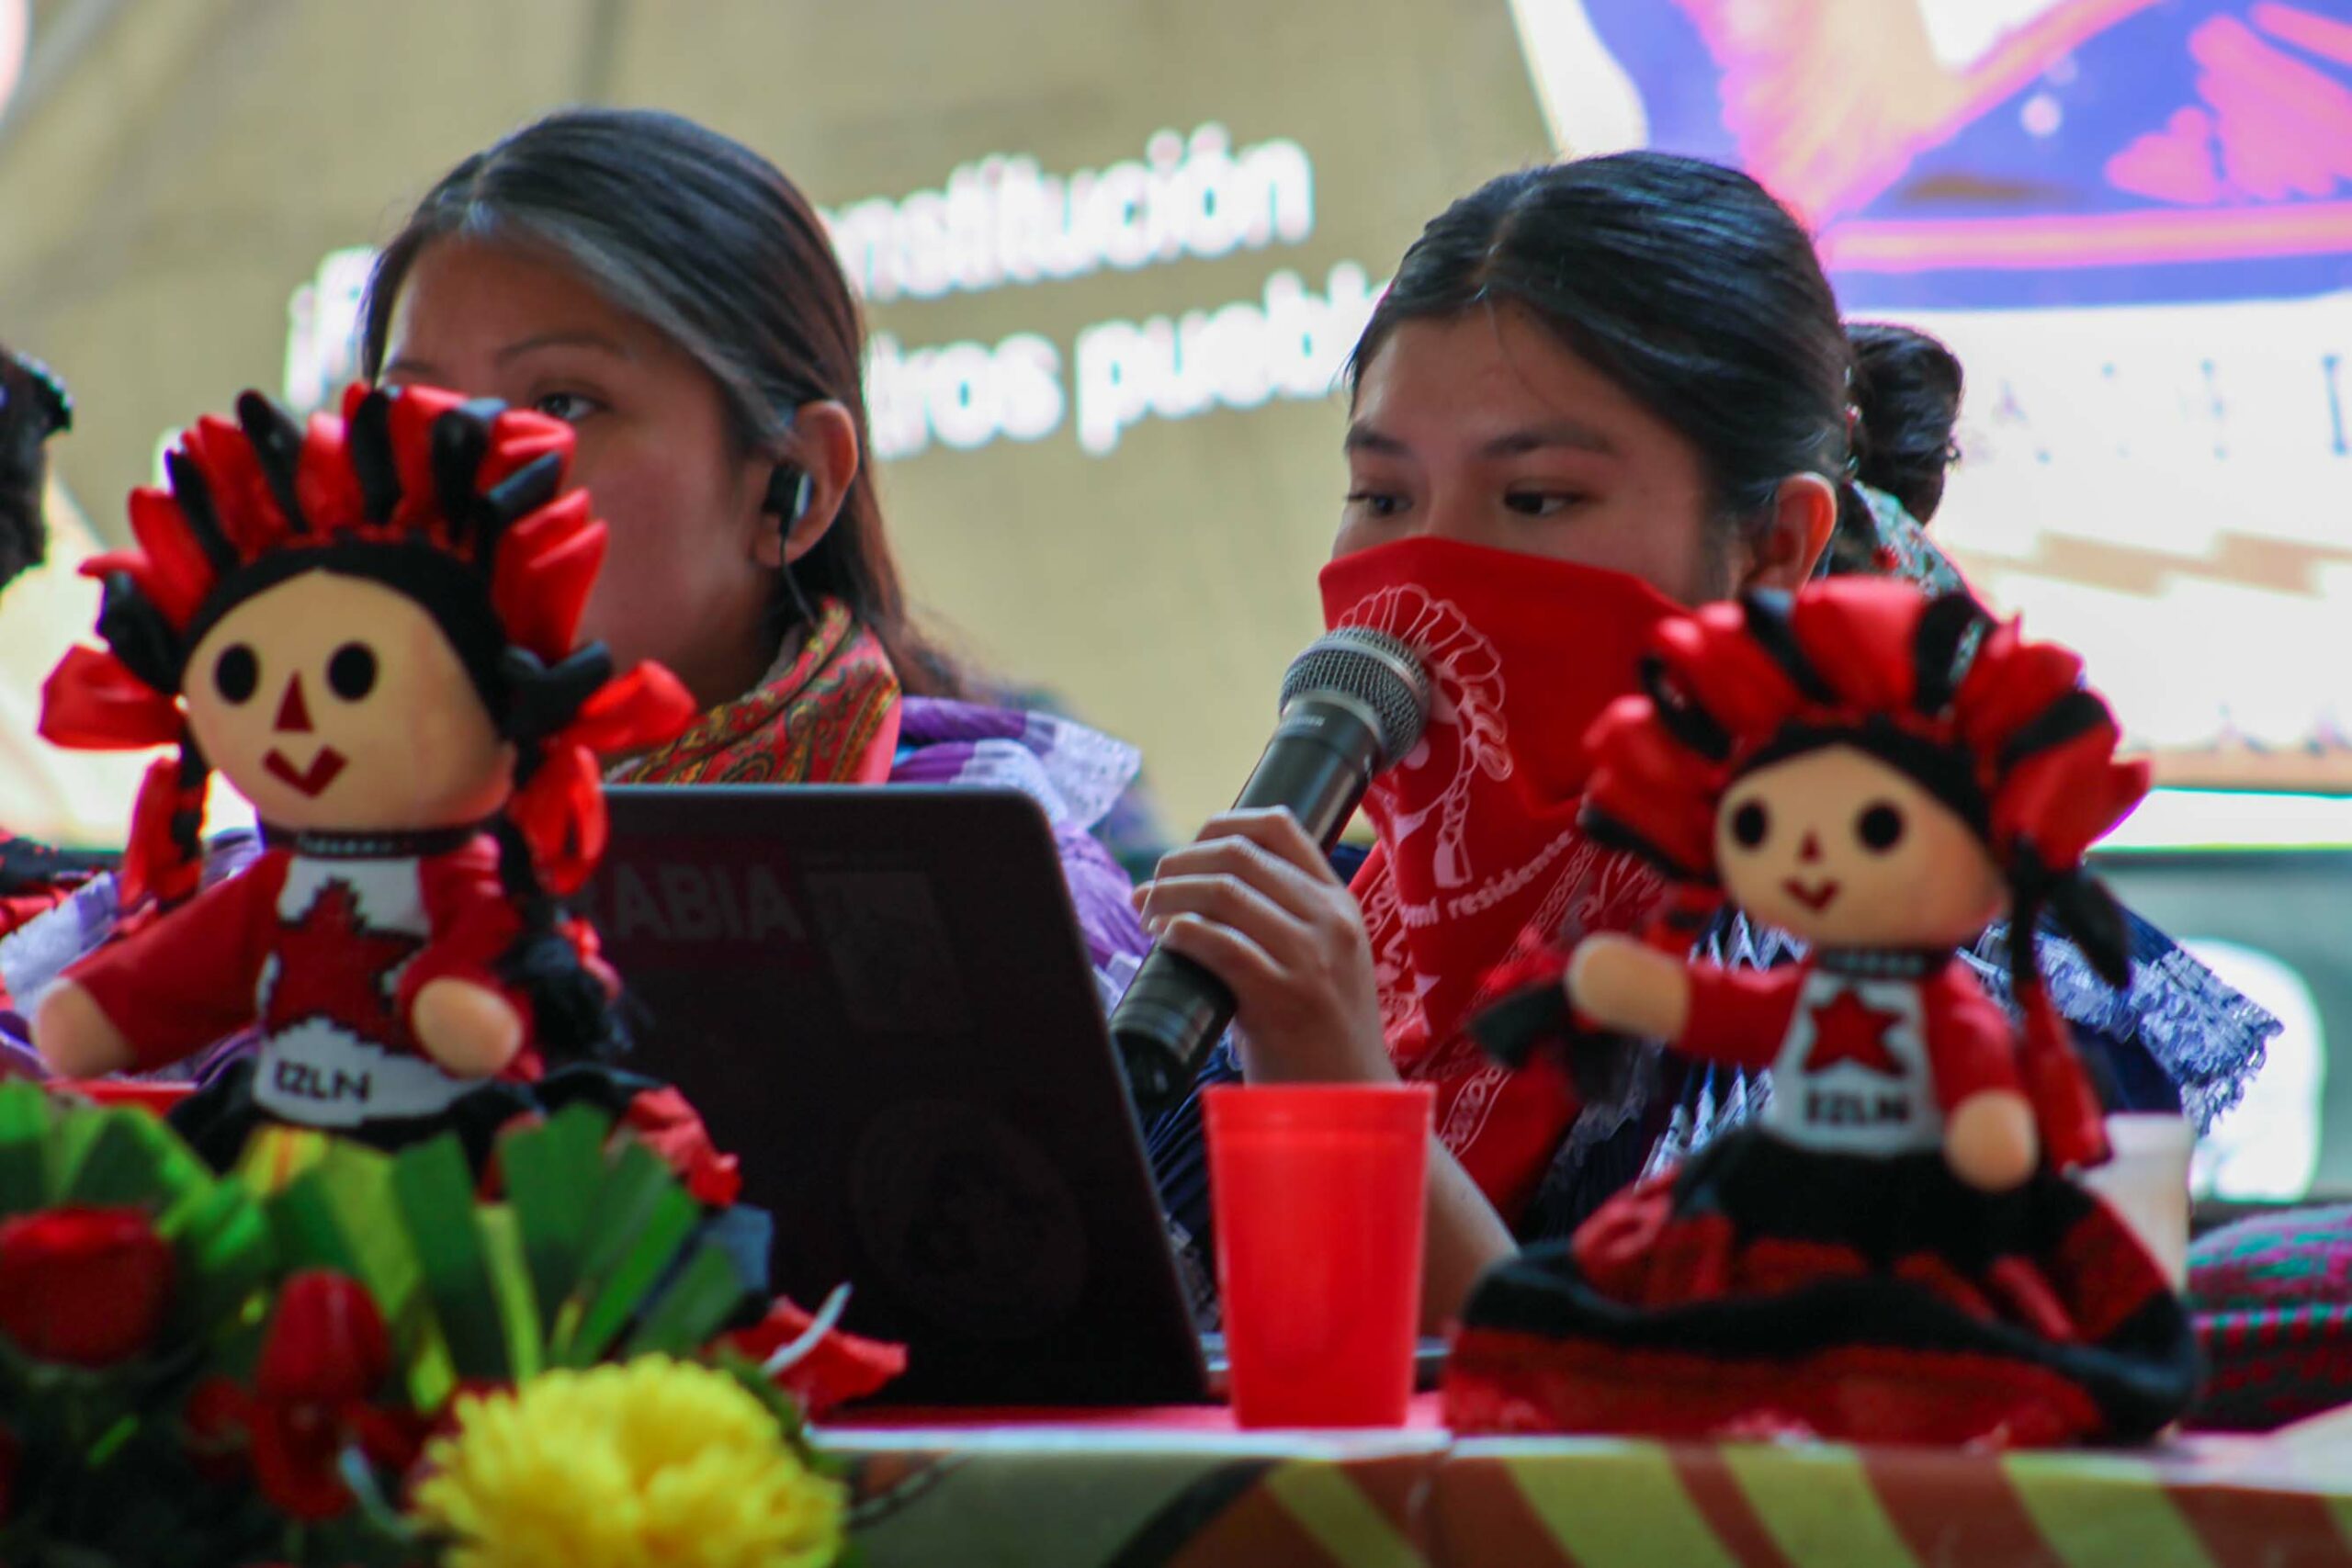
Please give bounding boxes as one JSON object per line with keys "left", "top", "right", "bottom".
{"left": 1783, "top": 877, "right": 1840, "bottom": 910}
{"left": 264, "top": 747, "right": 347, "bottom": 796}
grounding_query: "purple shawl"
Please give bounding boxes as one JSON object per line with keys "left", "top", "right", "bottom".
{"left": 891, "top": 696, "right": 1151, "bottom": 974}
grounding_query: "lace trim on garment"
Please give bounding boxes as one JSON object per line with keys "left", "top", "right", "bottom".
{"left": 1554, "top": 1038, "right": 1663, "bottom": 1188}
{"left": 915, "top": 732, "right": 1140, "bottom": 833}
{"left": 1966, "top": 921, "right": 2277, "bottom": 1133}
{"left": 0, "top": 874, "right": 118, "bottom": 1015}
{"left": 1016, "top": 711, "right": 1144, "bottom": 831}
{"left": 1643, "top": 1063, "right": 1776, "bottom": 1180}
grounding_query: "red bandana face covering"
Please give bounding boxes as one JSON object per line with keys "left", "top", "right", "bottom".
{"left": 1319, "top": 536, "right": 1687, "bottom": 1223}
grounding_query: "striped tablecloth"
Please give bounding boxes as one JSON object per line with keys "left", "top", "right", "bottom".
{"left": 828, "top": 1404, "right": 2352, "bottom": 1567}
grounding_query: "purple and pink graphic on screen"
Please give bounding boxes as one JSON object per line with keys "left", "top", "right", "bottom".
{"left": 1578, "top": 0, "right": 2352, "bottom": 308}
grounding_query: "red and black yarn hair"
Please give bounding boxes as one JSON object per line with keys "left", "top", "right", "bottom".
{"left": 37, "top": 383, "right": 693, "bottom": 1056}
{"left": 1582, "top": 578, "right": 2149, "bottom": 1168}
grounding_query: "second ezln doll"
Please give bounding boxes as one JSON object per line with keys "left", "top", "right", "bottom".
{"left": 1448, "top": 579, "right": 2200, "bottom": 1446}
{"left": 32, "top": 384, "right": 694, "bottom": 1161}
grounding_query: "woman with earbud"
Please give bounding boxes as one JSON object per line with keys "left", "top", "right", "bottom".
{"left": 359, "top": 108, "right": 1150, "bottom": 975}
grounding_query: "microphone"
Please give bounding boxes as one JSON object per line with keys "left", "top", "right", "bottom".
{"left": 1112, "top": 626, "right": 1430, "bottom": 1118}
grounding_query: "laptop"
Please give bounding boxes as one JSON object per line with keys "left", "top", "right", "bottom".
{"left": 577, "top": 784, "right": 1213, "bottom": 1405}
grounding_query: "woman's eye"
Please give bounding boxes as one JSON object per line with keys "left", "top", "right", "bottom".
{"left": 1504, "top": 491, "right": 1586, "bottom": 517}
{"left": 533, "top": 391, "right": 600, "bottom": 423}
{"left": 1345, "top": 491, "right": 1407, "bottom": 519}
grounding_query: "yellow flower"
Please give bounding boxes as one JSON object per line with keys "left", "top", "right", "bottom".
{"left": 410, "top": 1356, "right": 847, "bottom": 1568}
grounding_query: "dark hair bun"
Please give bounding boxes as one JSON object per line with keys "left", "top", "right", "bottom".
{"left": 0, "top": 346, "right": 60, "bottom": 591}
{"left": 1847, "top": 321, "right": 1962, "bottom": 523}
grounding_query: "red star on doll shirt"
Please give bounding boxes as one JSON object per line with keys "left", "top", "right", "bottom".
{"left": 62, "top": 832, "right": 540, "bottom": 1129}
{"left": 1670, "top": 953, "right": 2019, "bottom": 1157}
{"left": 260, "top": 879, "right": 424, "bottom": 1042}
{"left": 1802, "top": 990, "right": 1906, "bottom": 1077}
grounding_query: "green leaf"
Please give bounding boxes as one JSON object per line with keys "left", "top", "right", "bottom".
{"left": 498, "top": 1102, "right": 608, "bottom": 1337}
{"left": 558, "top": 1141, "right": 695, "bottom": 1366}
{"left": 390, "top": 1135, "right": 510, "bottom": 1382}
{"left": 573, "top": 1139, "right": 686, "bottom": 1284}
{"left": 265, "top": 1168, "right": 362, "bottom": 1278}
{"left": 311, "top": 1144, "right": 422, "bottom": 1342}
{"left": 474, "top": 1204, "right": 544, "bottom": 1382}
{"left": 300, "top": 1138, "right": 460, "bottom": 1412}
{"left": 622, "top": 1239, "right": 753, "bottom": 1359}
{"left": 0, "top": 1081, "right": 53, "bottom": 1215}
{"left": 40, "top": 1095, "right": 107, "bottom": 1200}
{"left": 59, "top": 1111, "right": 184, "bottom": 1210}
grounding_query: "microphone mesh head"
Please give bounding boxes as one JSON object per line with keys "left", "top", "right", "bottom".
{"left": 1280, "top": 627, "right": 1431, "bottom": 769}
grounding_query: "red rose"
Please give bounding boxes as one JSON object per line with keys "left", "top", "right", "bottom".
{"left": 240, "top": 1270, "right": 410, "bottom": 1521}
{"left": 177, "top": 1274, "right": 421, "bottom": 1525}
{"left": 0, "top": 1205, "right": 172, "bottom": 1367}
{"left": 256, "top": 1271, "right": 390, "bottom": 1404}
{"left": 722, "top": 1296, "right": 907, "bottom": 1416}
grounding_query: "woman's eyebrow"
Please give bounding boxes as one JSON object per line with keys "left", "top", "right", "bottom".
{"left": 495, "top": 330, "right": 633, "bottom": 364}
{"left": 1480, "top": 421, "right": 1616, "bottom": 458}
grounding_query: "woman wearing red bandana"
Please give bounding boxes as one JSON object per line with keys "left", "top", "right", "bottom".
{"left": 1139, "top": 152, "right": 2269, "bottom": 1331}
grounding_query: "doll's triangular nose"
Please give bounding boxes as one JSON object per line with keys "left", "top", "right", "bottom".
{"left": 275, "top": 675, "right": 313, "bottom": 733}
{"left": 1798, "top": 830, "right": 1822, "bottom": 863}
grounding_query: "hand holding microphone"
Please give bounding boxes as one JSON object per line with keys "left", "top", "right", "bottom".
{"left": 1117, "top": 628, "right": 1430, "bottom": 1117}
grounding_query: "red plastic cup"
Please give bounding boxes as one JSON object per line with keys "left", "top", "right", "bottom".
{"left": 1204, "top": 1082, "right": 1432, "bottom": 1428}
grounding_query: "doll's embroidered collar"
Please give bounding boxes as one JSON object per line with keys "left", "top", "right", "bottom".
{"left": 1813, "top": 947, "right": 1951, "bottom": 980}
{"left": 276, "top": 824, "right": 488, "bottom": 860}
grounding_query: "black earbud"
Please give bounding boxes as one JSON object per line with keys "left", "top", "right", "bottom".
{"left": 763, "top": 462, "right": 820, "bottom": 627}
{"left": 763, "top": 464, "right": 812, "bottom": 523}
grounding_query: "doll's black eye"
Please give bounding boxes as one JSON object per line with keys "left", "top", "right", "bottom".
{"left": 1858, "top": 802, "right": 1905, "bottom": 852}
{"left": 1730, "top": 800, "right": 1770, "bottom": 848}
{"left": 327, "top": 642, "right": 378, "bottom": 701}
{"left": 213, "top": 644, "right": 258, "bottom": 705}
